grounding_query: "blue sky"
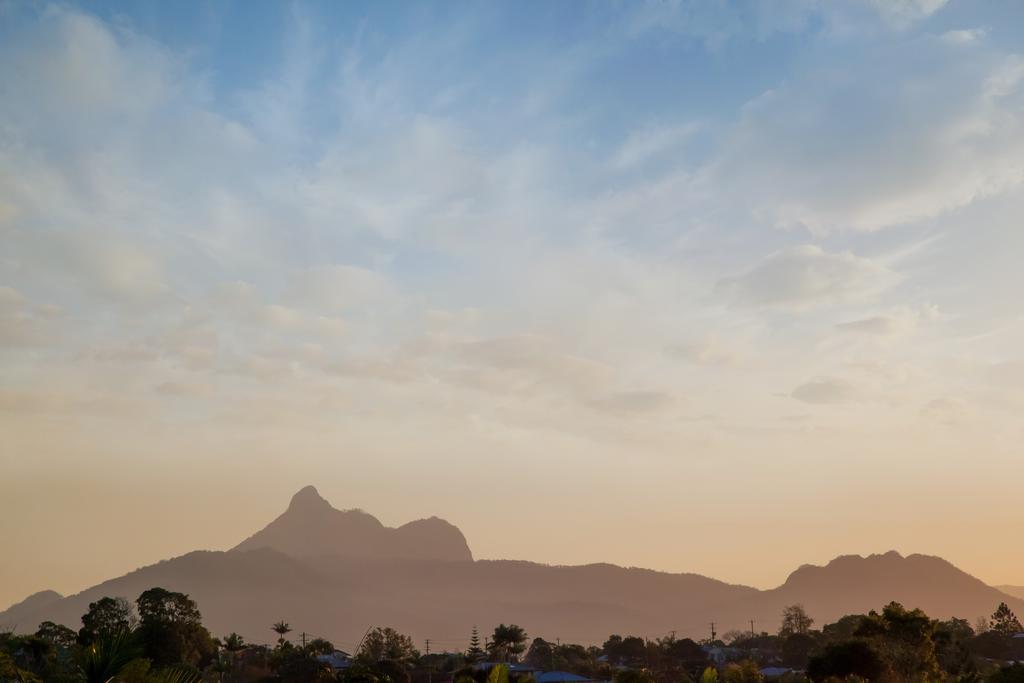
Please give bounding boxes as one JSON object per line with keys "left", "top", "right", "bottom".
{"left": 2, "top": 0, "right": 1024, "bottom": 607}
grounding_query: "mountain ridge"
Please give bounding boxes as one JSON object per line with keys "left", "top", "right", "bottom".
{"left": 4, "top": 487, "right": 1022, "bottom": 646}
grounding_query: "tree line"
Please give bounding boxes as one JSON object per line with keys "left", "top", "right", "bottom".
{"left": 2, "top": 588, "right": 1023, "bottom": 683}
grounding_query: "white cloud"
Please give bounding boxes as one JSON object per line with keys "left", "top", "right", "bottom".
{"left": 941, "top": 28, "right": 987, "bottom": 45}
{"left": 869, "top": 0, "right": 948, "bottom": 29}
{"left": 718, "top": 245, "right": 897, "bottom": 310}
{"left": 611, "top": 123, "right": 700, "bottom": 170}
{"left": 718, "top": 42, "right": 1024, "bottom": 233}
{"left": 835, "top": 304, "right": 939, "bottom": 335}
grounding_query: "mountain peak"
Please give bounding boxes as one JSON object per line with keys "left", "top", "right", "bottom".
{"left": 288, "top": 485, "right": 331, "bottom": 512}
{"left": 233, "top": 486, "right": 473, "bottom": 562}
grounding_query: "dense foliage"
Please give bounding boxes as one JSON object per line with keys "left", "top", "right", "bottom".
{"left": 2, "top": 592, "right": 1023, "bottom": 683}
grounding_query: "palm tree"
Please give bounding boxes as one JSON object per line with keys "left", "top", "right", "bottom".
{"left": 148, "top": 667, "right": 204, "bottom": 683}
{"left": 488, "top": 624, "right": 528, "bottom": 663}
{"left": 272, "top": 621, "right": 292, "bottom": 647}
{"left": 222, "top": 632, "right": 246, "bottom": 652}
{"left": 80, "top": 628, "right": 140, "bottom": 683}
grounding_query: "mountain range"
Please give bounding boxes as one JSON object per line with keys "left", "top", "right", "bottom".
{"left": 3, "top": 486, "right": 1021, "bottom": 648}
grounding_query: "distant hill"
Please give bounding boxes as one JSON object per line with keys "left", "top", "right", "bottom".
{"left": 233, "top": 485, "right": 473, "bottom": 563}
{"left": 0, "top": 590, "right": 63, "bottom": 630}
{"left": 998, "top": 586, "right": 1024, "bottom": 600}
{"left": 726, "top": 551, "right": 1024, "bottom": 627}
{"left": 4, "top": 487, "right": 1023, "bottom": 646}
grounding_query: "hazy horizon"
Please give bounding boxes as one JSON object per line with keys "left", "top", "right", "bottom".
{"left": 3, "top": 0, "right": 1024, "bottom": 613}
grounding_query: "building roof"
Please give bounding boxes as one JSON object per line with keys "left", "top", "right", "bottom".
{"left": 536, "top": 672, "right": 597, "bottom": 683}
{"left": 316, "top": 651, "right": 353, "bottom": 670}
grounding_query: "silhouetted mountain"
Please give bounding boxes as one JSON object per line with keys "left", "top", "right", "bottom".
{"left": 4, "top": 490, "right": 1023, "bottom": 646}
{"left": 727, "top": 551, "right": 1024, "bottom": 628}
{"left": 0, "top": 590, "right": 63, "bottom": 630}
{"left": 233, "top": 485, "right": 473, "bottom": 563}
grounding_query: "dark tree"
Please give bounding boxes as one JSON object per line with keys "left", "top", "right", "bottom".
{"left": 78, "top": 596, "right": 135, "bottom": 645}
{"left": 222, "top": 632, "right": 246, "bottom": 652}
{"left": 487, "top": 625, "right": 528, "bottom": 663}
{"left": 467, "top": 626, "right": 485, "bottom": 663}
{"left": 357, "top": 626, "right": 418, "bottom": 681}
{"left": 990, "top": 663, "right": 1024, "bottom": 683}
{"left": 992, "top": 602, "right": 1024, "bottom": 635}
{"left": 603, "top": 635, "right": 647, "bottom": 667}
{"left": 306, "top": 637, "right": 335, "bottom": 656}
{"left": 854, "top": 602, "right": 940, "bottom": 681}
{"left": 135, "top": 587, "right": 214, "bottom": 667}
{"left": 821, "top": 614, "right": 866, "bottom": 643}
{"left": 614, "top": 670, "right": 655, "bottom": 683}
{"left": 807, "top": 640, "right": 884, "bottom": 682}
{"left": 664, "top": 636, "right": 708, "bottom": 677}
{"left": 934, "top": 618, "right": 977, "bottom": 679}
{"left": 524, "top": 638, "right": 554, "bottom": 669}
{"left": 781, "top": 632, "right": 816, "bottom": 668}
{"left": 35, "top": 621, "right": 77, "bottom": 649}
{"left": 779, "top": 604, "right": 814, "bottom": 637}
{"left": 273, "top": 621, "right": 293, "bottom": 647}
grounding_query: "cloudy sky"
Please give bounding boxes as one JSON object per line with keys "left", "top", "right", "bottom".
{"left": 2, "top": 0, "right": 1024, "bottom": 609}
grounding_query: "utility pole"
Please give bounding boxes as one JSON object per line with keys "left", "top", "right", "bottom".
{"left": 750, "top": 620, "right": 755, "bottom": 639}
{"left": 709, "top": 622, "right": 717, "bottom": 643}
{"left": 301, "top": 632, "right": 307, "bottom": 649}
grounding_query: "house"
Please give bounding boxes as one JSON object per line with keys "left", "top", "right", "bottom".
{"left": 315, "top": 649, "right": 353, "bottom": 671}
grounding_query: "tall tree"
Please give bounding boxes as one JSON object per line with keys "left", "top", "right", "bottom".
{"left": 992, "top": 603, "right": 1024, "bottom": 635}
{"left": 306, "top": 638, "right": 335, "bottom": 656}
{"left": 356, "top": 627, "right": 418, "bottom": 672}
{"left": 273, "top": 621, "right": 293, "bottom": 647}
{"left": 467, "top": 626, "right": 485, "bottom": 663}
{"left": 603, "top": 635, "right": 646, "bottom": 667}
{"left": 488, "top": 625, "right": 528, "bottom": 663}
{"left": 136, "top": 587, "right": 214, "bottom": 667}
{"left": 524, "top": 638, "right": 554, "bottom": 670}
{"left": 222, "top": 632, "right": 246, "bottom": 652}
{"left": 78, "top": 596, "right": 136, "bottom": 645}
{"left": 778, "top": 604, "right": 814, "bottom": 637}
{"left": 855, "top": 601, "right": 940, "bottom": 681}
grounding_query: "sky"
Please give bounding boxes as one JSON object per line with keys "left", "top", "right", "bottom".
{"left": 2, "top": 0, "right": 1024, "bottom": 610}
